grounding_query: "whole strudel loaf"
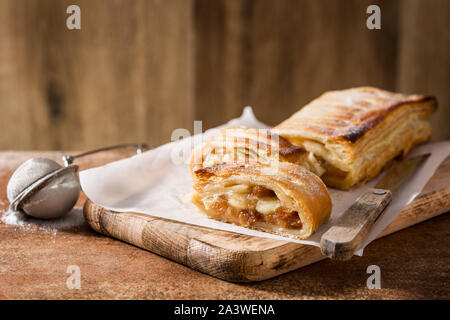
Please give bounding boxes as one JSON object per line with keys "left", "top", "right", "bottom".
{"left": 274, "top": 87, "right": 437, "bottom": 189}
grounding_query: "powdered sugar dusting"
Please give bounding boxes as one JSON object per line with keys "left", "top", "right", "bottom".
{"left": 1, "top": 207, "right": 85, "bottom": 232}
{"left": 1, "top": 208, "right": 25, "bottom": 226}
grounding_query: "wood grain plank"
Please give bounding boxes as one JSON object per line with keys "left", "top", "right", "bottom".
{"left": 1, "top": 0, "right": 449, "bottom": 149}
{"left": 396, "top": 0, "right": 450, "bottom": 141}
{"left": 194, "top": 0, "right": 253, "bottom": 127}
{"left": 194, "top": 0, "right": 400, "bottom": 129}
{"left": 0, "top": 0, "right": 194, "bottom": 150}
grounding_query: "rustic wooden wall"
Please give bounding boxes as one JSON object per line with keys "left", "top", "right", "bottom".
{"left": 194, "top": 0, "right": 400, "bottom": 126}
{"left": 396, "top": 0, "right": 450, "bottom": 141}
{"left": 0, "top": 0, "right": 194, "bottom": 150}
{"left": 0, "top": 0, "right": 448, "bottom": 151}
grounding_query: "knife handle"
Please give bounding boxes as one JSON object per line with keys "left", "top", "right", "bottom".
{"left": 320, "top": 188, "right": 392, "bottom": 261}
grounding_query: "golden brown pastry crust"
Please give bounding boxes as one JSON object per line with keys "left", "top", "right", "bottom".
{"left": 191, "top": 162, "right": 332, "bottom": 240}
{"left": 190, "top": 127, "right": 325, "bottom": 177}
{"left": 274, "top": 87, "right": 437, "bottom": 189}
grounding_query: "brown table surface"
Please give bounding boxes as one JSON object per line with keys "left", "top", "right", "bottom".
{"left": 0, "top": 151, "right": 449, "bottom": 300}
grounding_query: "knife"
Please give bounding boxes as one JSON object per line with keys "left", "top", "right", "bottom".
{"left": 320, "top": 153, "right": 430, "bottom": 260}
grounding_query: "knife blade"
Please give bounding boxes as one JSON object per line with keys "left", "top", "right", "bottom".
{"left": 374, "top": 154, "right": 430, "bottom": 195}
{"left": 320, "top": 153, "right": 430, "bottom": 260}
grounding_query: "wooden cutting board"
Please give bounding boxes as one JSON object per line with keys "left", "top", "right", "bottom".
{"left": 83, "top": 156, "right": 450, "bottom": 282}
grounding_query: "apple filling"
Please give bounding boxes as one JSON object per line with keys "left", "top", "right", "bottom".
{"left": 201, "top": 185, "right": 302, "bottom": 229}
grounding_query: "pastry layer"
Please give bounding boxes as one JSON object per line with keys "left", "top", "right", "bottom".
{"left": 191, "top": 162, "right": 332, "bottom": 240}
{"left": 274, "top": 87, "right": 437, "bottom": 189}
{"left": 190, "top": 127, "right": 325, "bottom": 177}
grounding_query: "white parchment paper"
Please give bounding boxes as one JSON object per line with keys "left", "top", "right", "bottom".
{"left": 80, "top": 107, "right": 450, "bottom": 256}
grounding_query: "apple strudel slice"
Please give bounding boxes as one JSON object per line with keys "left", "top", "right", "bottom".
{"left": 191, "top": 161, "right": 332, "bottom": 240}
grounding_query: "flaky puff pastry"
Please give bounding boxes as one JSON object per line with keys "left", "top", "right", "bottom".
{"left": 274, "top": 87, "right": 437, "bottom": 189}
{"left": 190, "top": 127, "right": 325, "bottom": 177}
{"left": 191, "top": 162, "right": 332, "bottom": 240}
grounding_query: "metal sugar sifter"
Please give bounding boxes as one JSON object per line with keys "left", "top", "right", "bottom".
{"left": 7, "top": 143, "right": 148, "bottom": 219}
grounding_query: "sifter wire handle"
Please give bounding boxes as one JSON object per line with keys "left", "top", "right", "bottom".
{"left": 62, "top": 143, "right": 150, "bottom": 166}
